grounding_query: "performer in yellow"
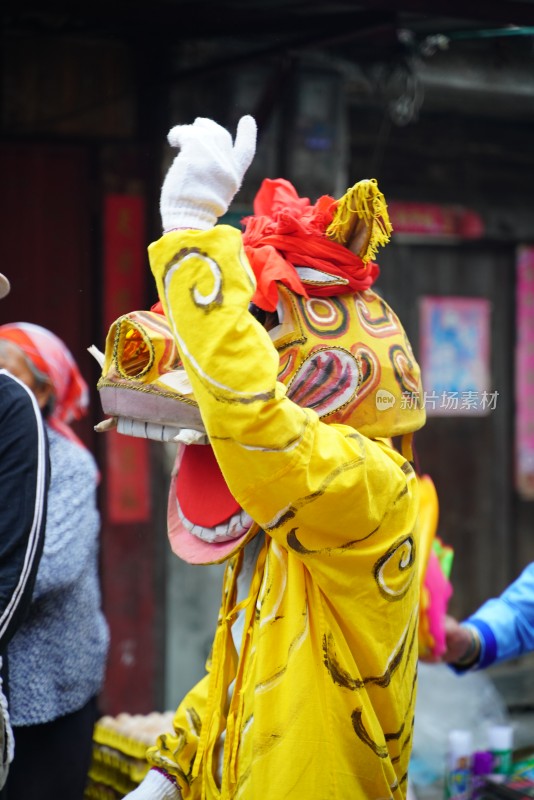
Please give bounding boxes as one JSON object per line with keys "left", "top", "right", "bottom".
{"left": 102, "top": 116, "right": 426, "bottom": 799}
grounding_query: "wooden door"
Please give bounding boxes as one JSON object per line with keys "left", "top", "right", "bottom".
{"left": 0, "top": 142, "right": 163, "bottom": 715}
{"left": 0, "top": 143, "right": 97, "bottom": 444}
{"left": 377, "top": 241, "right": 515, "bottom": 617}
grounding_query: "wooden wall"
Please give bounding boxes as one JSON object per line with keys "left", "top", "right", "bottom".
{"left": 347, "top": 104, "right": 534, "bottom": 617}
{"left": 378, "top": 241, "right": 516, "bottom": 616}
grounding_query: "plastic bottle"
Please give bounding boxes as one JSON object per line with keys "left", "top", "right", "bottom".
{"left": 444, "top": 729, "right": 473, "bottom": 800}
{"left": 488, "top": 724, "right": 513, "bottom": 783}
{"left": 471, "top": 750, "right": 494, "bottom": 798}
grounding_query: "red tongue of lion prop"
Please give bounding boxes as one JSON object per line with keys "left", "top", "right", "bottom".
{"left": 176, "top": 444, "right": 240, "bottom": 526}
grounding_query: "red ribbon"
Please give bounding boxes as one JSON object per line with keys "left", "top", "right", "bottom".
{"left": 242, "top": 178, "right": 379, "bottom": 311}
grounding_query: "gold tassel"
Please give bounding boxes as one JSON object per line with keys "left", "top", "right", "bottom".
{"left": 326, "top": 178, "right": 393, "bottom": 263}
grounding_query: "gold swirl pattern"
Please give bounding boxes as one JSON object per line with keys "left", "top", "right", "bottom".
{"left": 351, "top": 708, "right": 389, "bottom": 759}
{"left": 374, "top": 535, "right": 416, "bottom": 601}
{"left": 355, "top": 293, "right": 401, "bottom": 338}
{"left": 349, "top": 344, "right": 381, "bottom": 400}
{"left": 277, "top": 345, "right": 299, "bottom": 385}
{"left": 166, "top": 247, "right": 223, "bottom": 310}
{"left": 322, "top": 609, "right": 417, "bottom": 692}
{"left": 295, "top": 294, "right": 349, "bottom": 338}
{"left": 322, "top": 612, "right": 418, "bottom": 765}
{"left": 389, "top": 342, "right": 421, "bottom": 397}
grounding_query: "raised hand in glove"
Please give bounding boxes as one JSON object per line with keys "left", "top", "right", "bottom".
{"left": 122, "top": 768, "right": 181, "bottom": 800}
{"left": 160, "top": 115, "right": 257, "bottom": 233}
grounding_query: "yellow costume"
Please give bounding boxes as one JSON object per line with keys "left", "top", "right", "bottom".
{"left": 96, "top": 117, "right": 428, "bottom": 800}
{"left": 144, "top": 225, "right": 422, "bottom": 799}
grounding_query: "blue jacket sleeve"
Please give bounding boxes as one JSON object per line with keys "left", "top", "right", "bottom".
{"left": 0, "top": 371, "right": 49, "bottom": 650}
{"left": 467, "top": 562, "right": 534, "bottom": 668}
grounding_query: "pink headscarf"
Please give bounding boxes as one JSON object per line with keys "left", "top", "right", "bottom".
{"left": 0, "top": 322, "right": 89, "bottom": 448}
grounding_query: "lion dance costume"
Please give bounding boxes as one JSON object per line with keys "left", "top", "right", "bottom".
{"left": 96, "top": 117, "right": 429, "bottom": 799}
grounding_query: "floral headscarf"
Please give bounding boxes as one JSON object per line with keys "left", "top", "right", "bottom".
{"left": 0, "top": 322, "right": 89, "bottom": 447}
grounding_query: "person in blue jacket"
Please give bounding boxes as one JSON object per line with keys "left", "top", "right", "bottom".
{"left": 0, "top": 271, "right": 49, "bottom": 794}
{"left": 443, "top": 563, "right": 534, "bottom": 670}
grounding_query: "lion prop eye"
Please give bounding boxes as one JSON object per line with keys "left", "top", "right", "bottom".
{"left": 121, "top": 326, "right": 152, "bottom": 378}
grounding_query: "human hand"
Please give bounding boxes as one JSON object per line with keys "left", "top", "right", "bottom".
{"left": 160, "top": 115, "right": 257, "bottom": 233}
{"left": 122, "top": 769, "right": 181, "bottom": 800}
{"left": 441, "top": 615, "right": 480, "bottom": 667}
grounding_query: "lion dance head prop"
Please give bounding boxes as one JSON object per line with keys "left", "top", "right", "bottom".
{"left": 94, "top": 177, "right": 425, "bottom": 565}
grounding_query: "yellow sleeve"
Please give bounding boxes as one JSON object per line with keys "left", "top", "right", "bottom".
{"left": 148, "top": 226, "right": 418, "bottom": 579}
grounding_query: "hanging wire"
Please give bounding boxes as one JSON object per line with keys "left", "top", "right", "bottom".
{"left": 419, "top": 25, "right": 534, "bottom": 56}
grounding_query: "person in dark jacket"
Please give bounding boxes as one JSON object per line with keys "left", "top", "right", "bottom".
{"left": 0, "top": 272, "right": 49, "bottom": 793}
{"left": 0, "top": 322, "right": 108, "bottom": 800}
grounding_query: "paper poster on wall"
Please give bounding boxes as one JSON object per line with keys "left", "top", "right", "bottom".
{"left": 419, "top": 297, "right": 493, "bottom": 417}
{"left": 516, "top": 246, "right": 534, "bottom": 500}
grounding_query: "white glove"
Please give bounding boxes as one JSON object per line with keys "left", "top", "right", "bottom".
{"left": 160, "top": 116, "right": 257, "bottom": 233}
{"left": 123, "top": 769, "right": 181, "bottom": 800}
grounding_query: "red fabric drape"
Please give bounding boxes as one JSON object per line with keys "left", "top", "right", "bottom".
{"left": 242, "top": 178, "right": 379, "bottom": 311}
